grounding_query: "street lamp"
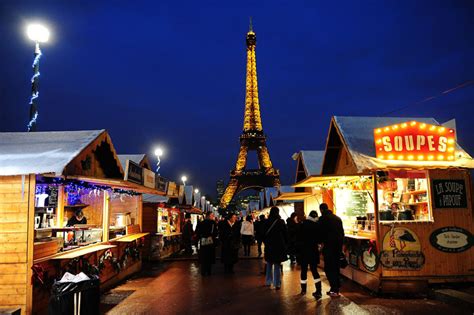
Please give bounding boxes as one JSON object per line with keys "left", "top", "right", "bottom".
{"left": 154, "top": 147, "right": 163, "bottom": 174}
{"left": 26, "top": 23, "right": 50, "bottom": 132}
{"left": 181, "top": 175, "right": 187, "bottom": 186}
{"left": 194, "top": 189, "right": 199, "bottom": 194}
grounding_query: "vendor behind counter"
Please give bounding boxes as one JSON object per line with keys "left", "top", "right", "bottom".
{"left": 67, "top": 209, "right": 88, "bottom": 226}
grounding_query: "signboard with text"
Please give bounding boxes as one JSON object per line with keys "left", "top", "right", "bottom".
{"left": 374, "top": 121, "right": 456, "bottom": 162}
{"left": 143, "top": 168, "right": 156, "bottom": 189}
{"left": 432, "top": 179, "right": 467, "bottom": 208}
{"left": 124, "top": 160, "right": 143, "bottom": 185}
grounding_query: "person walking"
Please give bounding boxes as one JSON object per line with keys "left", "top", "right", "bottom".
{"left": 318, "top": 203, "right": 344, "bottom": 297}
{"left": 263, "top": 207, "right": 288, "bottom": 290}
{"left": 182, "top": 213, "right": 194, "bottom": 255}
{"left": 296, "top": 210, "right": 322, "bottom": 299}
{"left": 286, "top": 212, "right": 299, "bottom": 264}
{"left": 196, "top": 212, "right": 218, "bottom": 276}
{"left": 240, "top": 215, "right": 254, "bottom": 256}
{"left": 254, "top": 214, "right": 266, "bottom": 258}
{"left": 219, "top": 213, "right": 240, "bottom": 274}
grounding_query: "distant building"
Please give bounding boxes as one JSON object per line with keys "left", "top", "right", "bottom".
{"left": 216, "top": 180, "right": 225, "bottom": 201}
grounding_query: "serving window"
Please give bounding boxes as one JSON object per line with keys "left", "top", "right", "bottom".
{"left": 377, "top": 170, "right": 432, "bottom": 222}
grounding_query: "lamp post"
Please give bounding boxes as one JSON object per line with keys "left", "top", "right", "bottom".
{"left": 181, "top": 175, "right": 187, "bottom": 186}
{"left": 26, "top": 23, "right": 50, "bottom": 132}
{"left": 154, "top": 147, "right": 163, "bottom": 174}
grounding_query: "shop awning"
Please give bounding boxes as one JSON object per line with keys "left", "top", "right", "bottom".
{"left": 293, "top": 175, "right": 361, "bottom": 188}
{"left": 274, "top": 192, "right": 312, "bottom": 201}
{"left": 65, "top": 175, "right": 166, "bottom": 195}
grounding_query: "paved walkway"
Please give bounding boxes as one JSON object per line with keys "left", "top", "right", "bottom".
{"left": 100, "top": 254, "right": 468, "bottom": 315}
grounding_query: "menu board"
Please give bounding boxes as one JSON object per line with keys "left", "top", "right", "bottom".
{"left": 336, "top": 189, "right": 369, "bottom": 217}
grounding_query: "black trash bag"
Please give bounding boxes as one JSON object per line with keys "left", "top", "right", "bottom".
{"left": 48, "top": 275, "right": 100, "bottom": 315}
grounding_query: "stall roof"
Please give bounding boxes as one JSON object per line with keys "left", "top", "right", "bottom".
{"left": 118, "top": 154, "right": 146, "bottom": 169}
{"left": 332, "top": 116, "right": 474, "bottom": 172}
{"left": 298, "top": 151, "right": 324, "bottom": 176}
{"left": 0, "top": 130, "right": 105, "bottom": 176}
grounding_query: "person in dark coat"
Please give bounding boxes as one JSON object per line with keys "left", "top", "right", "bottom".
{"left": 219, "top": 213, "right": 240, "bottom": 274}
{"left": 318, "top": 203, "right": 344, "bottom": 297}
{"left": 296, "top": 210, "right": 322, "bottom": 298}
{"left": 286, "top": 212, "right": 299, "bottom": 264}
{"left": 196, "top": 212, "right": 218, "bottom": 276}
{"left": 254, "top": 214, "right": 266, "bottom": 257}
{"left": 263, "top": 207, "right": 288, "bottom": 289}
{"left": 182, "top": 213, "right": 194, "bottom": 255}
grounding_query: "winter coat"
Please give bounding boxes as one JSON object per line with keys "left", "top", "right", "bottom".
{"left": 182, "top": 221, "right": 194, "bottom": 243}
{"left": 286, "top": 218, "right": 299, "bottom": 255}
{"left": 296, "top": 217, "right": 320, "bottom": 264}
{"left": 219, "top": 220, "right": 240, "bottom": 265}
{"left": 263, "top": 217, "right": 288, "bottom": 264}
{"left": 318, "top": 211, "right": 344, "bottom": 255}
{"left": 254, "top": 220, "right": 266, "bottom": 241}
{"left": 196, "top": 219, "right": 218, "bottom": 265}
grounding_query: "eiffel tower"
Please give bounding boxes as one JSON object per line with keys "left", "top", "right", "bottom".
{"left": 220, "top": 21, "right": 280, "bottom": 208}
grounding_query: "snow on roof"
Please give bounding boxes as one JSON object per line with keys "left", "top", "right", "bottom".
{"left": 142, "top": 194, "right": 169, "bottom": 203}
{"left": 300, "top": 151, "right": 324, "bottom": 176}
{"left": 0, "top": 130, "right": 105, "bottom": 176}
{"left": 333, "top": 116, "right": 474, "bottom": 171}
{"left": 118, "top": 154, "right": 146, "bottom": 169}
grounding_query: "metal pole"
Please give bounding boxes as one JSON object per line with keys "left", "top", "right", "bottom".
{"left": 28, "top": 42, "right": 41, "bottom": 132}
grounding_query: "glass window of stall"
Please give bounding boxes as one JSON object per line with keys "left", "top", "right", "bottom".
{"left": 108, "top": 192, "right": 141, "bottom": 239}
{"left": 377, "top": 170, "right": 432, "bottom": 222}
{"left": 332, "top": 177, "right": 375, "bottom": 234}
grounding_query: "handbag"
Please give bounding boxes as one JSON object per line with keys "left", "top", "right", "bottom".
{"left": 340, "top": 252, "right": 348, "bottom": 269}
{"left": 200, "top": 224, "right": 214, "bottom": 246}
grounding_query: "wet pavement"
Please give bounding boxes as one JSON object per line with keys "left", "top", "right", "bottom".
{"left": 101, "top": 247, "right": 471, "bottom": 315}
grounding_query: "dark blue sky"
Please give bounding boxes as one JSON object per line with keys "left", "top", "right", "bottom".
{"left": 1, "top": 1, "right": 473, "bottom": 198}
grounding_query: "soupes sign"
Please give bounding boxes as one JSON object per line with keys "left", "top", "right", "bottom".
{"left": 374, "top": 121, "right": 456, "bottom": 162}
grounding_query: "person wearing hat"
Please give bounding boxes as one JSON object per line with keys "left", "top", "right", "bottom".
{"left": 67, "top": 209, "right": 87, "bottom": 226}
{"left": 296, "top": 210, "right": 322, "bottom": 298}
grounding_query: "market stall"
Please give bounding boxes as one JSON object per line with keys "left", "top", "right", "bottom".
{"left": 293, "top": 117, "right": 474, "bottom": 293}
{"left": 0, "top": 130, "right": 166, "bottom": 314}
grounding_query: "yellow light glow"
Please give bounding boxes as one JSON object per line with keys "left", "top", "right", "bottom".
{"left": 420, "top": 123, "right": 426, "bottom": 129}
{"left": 429, "top": 126, "right": 436, "bottom": 131}
{"left": 407, "top": 155, "right": 414, "bottom": 160}
{"left": 388, "top": 154, "right": 394, "bottom": 160}
{"left": 401, "top": 123, "right": 408, "bottom": 128}
{"left": 379, "top": 155, "right": 384, "bottom": 160}
{"left": 397, "top": 155, "right": 404, "bottom": 160}
{"left": 449, "top": 129, "right": 454, "bottom": 133}
{"left": 448, "top": 147, "right": 454, "bottom": 152}
{"left": 428, "top": 155, "right": 434, "bottom": 161}
{"left": 437, "top": 155, "right": 444, "bottom": 161}
{"left": 410, "top": 121, "right": 417, "bottom": 126}
{"left": 448, "top": 156, "right": 454, "bottom": 161}
{"left": 375, "top": 129, "right": 382, "bottom": 134}
{"left": 438, "top": 127, "right": 446, "bottom": 133}
{"left": 379, "top": 148, "right": 383, "bottom": 151}
{"left": 376, "top": 139, "right": 382, "bottom": 144}
{"left": 417, "top": 155, "right": 424, "bottom": 161}
{"left": 384, "top": 127, "right": 390, "bottom": 132}
{"left": 447, "top": 138, "right": 455, "bottom": 144}
{"left": 392, "top": 125, "right": 399, "bottom": 130}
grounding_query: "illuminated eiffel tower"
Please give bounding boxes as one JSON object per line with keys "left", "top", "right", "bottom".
{"left": 220, "top": 20, "right": 280, "bottom": 209}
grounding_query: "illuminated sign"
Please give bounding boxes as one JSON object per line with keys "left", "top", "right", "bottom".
{"left": 374, "top": 121, "right": 456, "bottom": 161}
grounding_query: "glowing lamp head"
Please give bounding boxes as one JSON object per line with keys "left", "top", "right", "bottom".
{"left": 194, "top": 189, "right": 199, "bottom": 194}
{"left": 181, "top": 175, "right": 187, "bottom": 182}
{"left": 27, "top": 24, "right": 50, "bottom": 43}
{"left": 154, "top": 147, "right": 163, "bottom": 157}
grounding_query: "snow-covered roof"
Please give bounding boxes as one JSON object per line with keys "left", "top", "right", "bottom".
{"left": 0, "top": 130, "right": 105, "bottom": 176}
{"left": 333, "top": 116, "right": 474, "bottom": 171}
{"left": 300, "top": 151, "right": 324, "bottom": 176}
{"left": 142, "top": 194, "right": 169, "bottom": 203}
{"left": 118, "top": 154, "right": 146, "bottom": 169}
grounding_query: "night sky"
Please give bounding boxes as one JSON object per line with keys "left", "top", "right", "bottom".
{"left": 1, "top": 1, "right": 473, "bottom": 199}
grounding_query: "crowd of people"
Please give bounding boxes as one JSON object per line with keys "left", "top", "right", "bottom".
{"left": 182, "top": 203, "right": 345, "bottom": 298}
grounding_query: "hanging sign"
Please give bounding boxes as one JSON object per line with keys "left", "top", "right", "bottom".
{"left": 380, "top": 227, "right": 425, "bottom": 270}
{"left": 143, "top": 168, "right": 156, "bottom": 189}
{"left": 430, "top": 226, "right": 473, "bottom": 253}
{"left": 432, "top": 179, "right": 467, "bottom": 208}
{"left": 374, "top": 121, "right": 456, "bottom": 162}
{"left": 124, "top": 160, "right": 143, "bottom": 185}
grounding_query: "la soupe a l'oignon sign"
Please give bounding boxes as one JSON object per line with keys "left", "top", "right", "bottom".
{"left": 374, "top": 121, "right": 456, "bottom": 162}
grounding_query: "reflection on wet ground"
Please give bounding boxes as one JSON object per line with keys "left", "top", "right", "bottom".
{"left": 102, "top": 256, "right": 465, "bottom": 315}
